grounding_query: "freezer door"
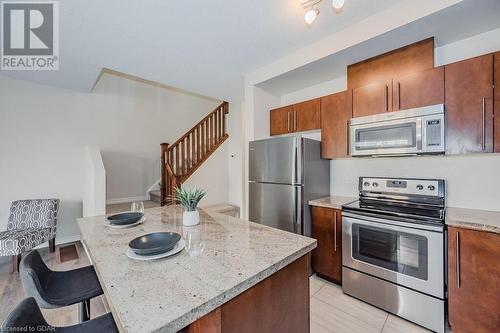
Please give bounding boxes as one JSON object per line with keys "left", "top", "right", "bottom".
{"left": 249, "top": 137, "right": 300, "bottom": 184}
{"left": 248, "top": 182, "right": 302, "bottom": 234}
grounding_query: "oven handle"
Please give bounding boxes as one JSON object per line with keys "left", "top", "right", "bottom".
{"left": 343, "top": 214, "right": 443, "bottom": 236}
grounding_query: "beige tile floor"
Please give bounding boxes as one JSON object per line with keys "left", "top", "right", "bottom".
{"left": 1, "top": 245, "right": 439, "bottom": 332}
{"left": 310, "top": 275, "right": 435, "bottom": 333}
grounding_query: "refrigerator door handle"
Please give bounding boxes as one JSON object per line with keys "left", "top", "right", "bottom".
{"left": 294, "top": 186, "right": 302, "bottom": 234}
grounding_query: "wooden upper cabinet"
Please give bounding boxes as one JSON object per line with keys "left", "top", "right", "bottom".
{"left": 348, "top": 38, "right": 434, "bottom": 90}
{"left": 320, "top": 91, "right": 352, "bottom": 158}
{"left": 495, "top": 52, "right": 500, "bottom": 152}
{"left": 293, "top": 98, "right": 321, "bottom": 132}
{"left": 270, "top": 105, "right": 292, "bottom": 136}
{"left": 393, "top": 66, "right": 444, "bottom": 111}
{"left": 352, "top": 80, "right": 392, "bottom": 117}
{"left": 445, "top": 54, "right": 494, "bottom": 154}
{"left": 311, "top": 206, "right": 342, "bottom": 284}
{"left": 447, "top": 227, "right": 500, "bottom": 333}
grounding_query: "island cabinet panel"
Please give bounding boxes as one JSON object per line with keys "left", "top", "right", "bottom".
{"left": 495, "top": 52, "right": 500, "bottom": 152}
{"left": 445, "top": 54, "right": 494, "bottom": 154}
{"left": 352, "top": 80, "right": 392, "bottom": 117}
{"left": 320, "top": 91, "right": 352, "bottom": 158}
{"left": 447, "top": 227, "right": 500, "bottom": 333}
{"left": 270, "top": 105, "right": 293, "bottom": 135}
{"left": 188, "top": 255, "right": 310, "bottom": 333}
{"left": 311, "top": 206, "right": 342, "bottom": 284}
{"left": 347, "top": 37, "right": 434, "bottom": 90}
{"left": 392, "top": 66, "right": 444, "bottom": 111}
{"left": 293, "top": 98, "right": 321, "bottom": 132}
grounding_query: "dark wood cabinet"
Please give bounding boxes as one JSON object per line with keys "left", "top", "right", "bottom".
{"left": 348, "top": 38, "right": 434, "bottom": 90}
{"left": 270, "top": 105, "right": 293, "bottom": 136}
{"left": 352, "top": 80, "right": 392, "bottom": 117}
{"left": 495, "top": 52, "right": 500, "bottom": 152}
{"left": 269, "top": 100, "right": 320, "bottom": 136}
{"left": 447, "top": 227, "right": 500, "bottom": 333}
{"left": 293, "top": 98, "right": 321, "bottom": 132}
{"left": 311, "top": 206, "right": 342, "bottom": 284}
{"left": 320, "top": 91, "right": 352, "bottom": 158}
{"left": 392, "top": 66, "right": 444, "bottom": 111}
{"left": 445, "top": 54, "right": 494, "bottom": 154}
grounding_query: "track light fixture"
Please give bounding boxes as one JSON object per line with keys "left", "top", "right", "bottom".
{"left": 301, "top": 0, "right": 345, "bottom": 25}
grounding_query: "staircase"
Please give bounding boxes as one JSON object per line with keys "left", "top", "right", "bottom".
{"left": 158, "top": 101, "right": 229, "bottom": 206}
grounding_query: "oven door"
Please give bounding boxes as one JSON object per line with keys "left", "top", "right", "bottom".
{"left": 342, "top": 214, "right": 444, "bottom": 298}
{"left": 350, "top": 117, "right": 422, "bottom": 156}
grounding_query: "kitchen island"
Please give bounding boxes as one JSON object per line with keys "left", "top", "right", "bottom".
{"left": 77, "top": 205, "right": 316, "bottom": 333}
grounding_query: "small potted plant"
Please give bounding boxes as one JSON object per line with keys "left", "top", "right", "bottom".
{"left": 172, "top": 187, "right": 207, "bottom": 226}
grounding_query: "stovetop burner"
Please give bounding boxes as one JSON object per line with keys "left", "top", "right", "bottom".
{"left": 342, "top": 177, "right": 446, "bottom": 225}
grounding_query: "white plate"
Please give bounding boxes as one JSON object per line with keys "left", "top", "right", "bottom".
{"left": 105, "top": 216, "right": 146, "bottom": 229}
{"left": 126, "top": 239, "right": 185, "bottom": 261}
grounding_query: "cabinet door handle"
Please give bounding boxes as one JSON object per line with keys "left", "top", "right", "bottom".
{"left": 456, "top": 231, "right": 460, "bottom": 289}
{"left": 397, "top": 81, "right": 401, "bottom": 110}
{"left": 384, "top": 85, "right": 389, "bottom": 112}
{"left": 287, "top": 112, "right": 290, "bottom": 132}
{"left": 346, "top": 120, "right": 350, "bottom": 155}
{"left": 294, "top": 110, "right": 297, "bottom": 131}
{"left": 333, "top": 211, "right": 337, "bottom": 252}
{"left": 482, "top": 97, "right": 486, "bottom": 151}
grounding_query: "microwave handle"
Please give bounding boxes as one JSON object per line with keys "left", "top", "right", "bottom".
{"left": 416, "top": 118, "right": 423, "bottom": 150}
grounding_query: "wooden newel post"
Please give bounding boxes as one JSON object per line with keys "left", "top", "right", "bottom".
{"left": 160, "top": 143, "right": 169, "bottom": 206}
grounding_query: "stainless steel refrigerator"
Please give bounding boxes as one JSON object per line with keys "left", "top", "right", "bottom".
{"left": 249, "top": 136, "right": 330, "bottom": 236}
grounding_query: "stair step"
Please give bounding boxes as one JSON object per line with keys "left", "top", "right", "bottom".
{"left": 149, "top": 190, "right": 161, "bottom": 204}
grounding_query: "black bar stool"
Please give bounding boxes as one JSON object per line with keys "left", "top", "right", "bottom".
{"left": 1, "top": 297, "right": 118, "bottom": 333}
{"left": 19, "top": 250, "right": 103, "bottom": 322}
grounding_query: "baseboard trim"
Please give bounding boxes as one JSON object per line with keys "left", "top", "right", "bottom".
{"left": 106, "top": 196, "right": 149, "bottom": 205}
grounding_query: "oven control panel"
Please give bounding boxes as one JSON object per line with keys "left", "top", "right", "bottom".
{"left": 360, "top": 177, "right": 443, "bottom": 197}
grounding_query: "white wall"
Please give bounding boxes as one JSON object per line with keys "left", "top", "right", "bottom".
{"left": 82, "top": 146, "right": 106, "bottom": 217}
{"left": 0, "top": 73, "right": 230, "bottom": 239}
{"left": 331, "top": 154, "right": 500, "bottom": 211}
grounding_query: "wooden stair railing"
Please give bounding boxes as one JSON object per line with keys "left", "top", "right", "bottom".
{"left": 160, "top": 101, "right": 229, "bottom": 205}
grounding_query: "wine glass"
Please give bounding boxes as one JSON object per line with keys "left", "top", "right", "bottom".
{"left": 131, "top": 202, "right": 144, "bottom": 213}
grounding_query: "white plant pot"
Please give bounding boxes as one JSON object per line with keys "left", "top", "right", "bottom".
{"left": 182, "top": 210, "right": 200, "bottom": 226}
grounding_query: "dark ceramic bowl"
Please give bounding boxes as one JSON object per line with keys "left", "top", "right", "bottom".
{"left": 107, "top": 212, "right": 144, "bottom": 226}
{"left": 128, "top": 232, "right": 181, "bottom": 255}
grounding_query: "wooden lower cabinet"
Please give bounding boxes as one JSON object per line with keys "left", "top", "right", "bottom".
{"left": 445, "top": 54, "right": 494, "bottom": 154}
{"left": 320, "top": 91, "right": 352, "bottom": 158}
{"left": 311, "top": 206, "right": 342, "bottom": 284}
{"left": 447, "top": 227, "right": 500, "bottom": 333}
{"left": 186, "top": 255, "right": 310, "bottom": 333}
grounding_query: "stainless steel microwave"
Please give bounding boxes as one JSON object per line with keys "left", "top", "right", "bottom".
{"left": 349, "top": 104, "right": 445, "bottom": 157}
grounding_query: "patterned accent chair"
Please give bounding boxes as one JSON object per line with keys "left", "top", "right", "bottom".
{"left": 0, "top": 199, "right": 59, "bottom": 272}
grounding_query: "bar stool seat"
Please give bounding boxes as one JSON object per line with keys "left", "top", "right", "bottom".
{"left": 20, "top": 250, "right": 103, "bottom": 321}
{"left": 1, "top": 297, "right": 118, "bottom": 333}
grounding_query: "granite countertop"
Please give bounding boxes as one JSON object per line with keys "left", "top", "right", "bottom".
{"left": 308, "top": 196, "right": 357, "bottom": 209}
{"left": 446, "top": 207, "right": 500, "bottom": 234}
{"left": 77, "top": 206, "right": 316, "bottom": 333}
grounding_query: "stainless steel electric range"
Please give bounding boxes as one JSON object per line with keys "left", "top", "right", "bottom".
{"left": 342, "top": 177, "right": 446, "bottom": 333}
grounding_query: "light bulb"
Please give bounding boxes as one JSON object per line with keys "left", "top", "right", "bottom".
{"left": 332, "top": 0, "right": 345, "bottom": 10}
{"left": 304, "top": 8, "right": 319, "bottom": 25}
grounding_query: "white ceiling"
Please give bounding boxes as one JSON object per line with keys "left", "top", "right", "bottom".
{"left": 0, "top": 0, "right": 403, "bottom": 102}
{"left": 257, "top": 0, "right": 500, "bottom": 96}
